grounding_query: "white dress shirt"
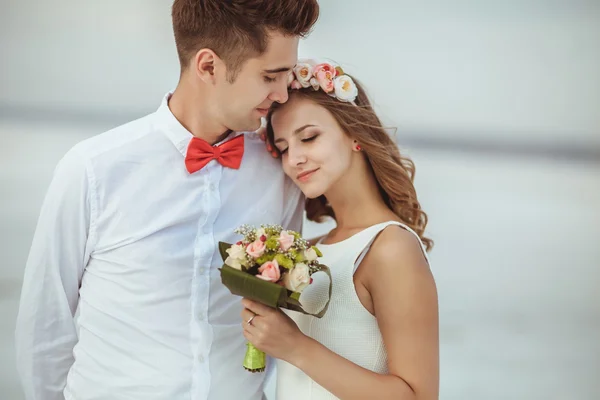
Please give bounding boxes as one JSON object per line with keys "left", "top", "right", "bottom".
{"left": 15, "top": 93, "right": 304, "bottom": 400}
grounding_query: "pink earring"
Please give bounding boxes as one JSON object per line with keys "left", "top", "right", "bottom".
{"left": 355, "top": 144, "right": 362, "bottom": 151}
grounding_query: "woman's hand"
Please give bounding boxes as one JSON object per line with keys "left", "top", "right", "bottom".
{"left": 256, "top": 126, "right": 279, "bottom": 158}
{"left": 241, "top": 298, "right": 309, "bottom": 364}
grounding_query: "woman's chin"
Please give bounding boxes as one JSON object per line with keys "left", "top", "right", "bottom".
{"left": 301, "top": 188, "right": 325, "bottom": 199}
{"left": 294, "top": 179, "right": 326, "bottom": 199}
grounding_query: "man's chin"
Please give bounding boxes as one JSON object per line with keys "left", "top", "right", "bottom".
{"left": 247, "top": 118, "right": 262, "bottom": 132}
{"left": 231, "top": 119, "right": 261, "bottom": 133}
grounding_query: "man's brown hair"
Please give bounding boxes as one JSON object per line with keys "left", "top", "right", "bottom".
{"left": 172, "top": 0, "right": 320, "bottom": 81}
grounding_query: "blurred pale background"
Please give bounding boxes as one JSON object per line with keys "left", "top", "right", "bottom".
{"left": 1, "top": 1, "right": 599, "bottom": 399}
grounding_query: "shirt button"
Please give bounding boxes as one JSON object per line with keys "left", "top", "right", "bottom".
{"left": 198, "top": 267, "right": 205, "bottom": 274}
{"left": 198, "top": 354, "right": 204, "bottom": 362}
{"left": 198, "top": 312, "right": 205, "bottom": 321}
{"left": 209, "top": 183, "right": 216, "bottom": 191}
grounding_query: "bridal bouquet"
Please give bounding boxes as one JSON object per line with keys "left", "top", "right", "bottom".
{"left": 219, "top": 224, "right": 332, "bottom": 372}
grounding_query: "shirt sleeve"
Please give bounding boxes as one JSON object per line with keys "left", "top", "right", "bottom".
{"left": 15, "top": 147, "right": 97, "bottom": 400}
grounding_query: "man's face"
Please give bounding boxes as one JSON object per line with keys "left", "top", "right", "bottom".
{"left": 212, "top": 32, "right": 299, "bottom": 133}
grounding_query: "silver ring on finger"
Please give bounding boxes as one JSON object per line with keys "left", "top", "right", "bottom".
{"left": 246, "top": 314, "right": 256, "bottom": 326}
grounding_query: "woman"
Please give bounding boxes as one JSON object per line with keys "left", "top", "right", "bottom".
{"left": 241, "top": 60, "right": 439, "bottom": 400}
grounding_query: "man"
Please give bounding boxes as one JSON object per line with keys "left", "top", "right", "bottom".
{"left": 15, "top": 1, "right": 319, "bottom": 399}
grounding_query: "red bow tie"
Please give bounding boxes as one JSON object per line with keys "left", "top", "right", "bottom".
{"left": 185, "top": 134, "right": 244, "bottom": 173}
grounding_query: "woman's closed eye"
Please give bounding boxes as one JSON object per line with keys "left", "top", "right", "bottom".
{"left": 301, "top": 134, "right": 319, "bottom": 143}
{"left": 276, "top": 134, "right": 319, "bottom": 155}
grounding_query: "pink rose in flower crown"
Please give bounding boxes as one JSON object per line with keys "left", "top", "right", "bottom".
{"left": 257, "top": 260, "right": 281, "bottom": 282}
{"left": 313, "top": 63, "right": 336, "bottom": 93}
{"left": 278, "top": 231, "right": 295, "bottom": 251}
{"left": 313, "top": 63, "right": 337, "bottom": 78}
{"left": 246, "top": 239, "right": 266, "bottom": 258}
{"left": 315, "top": 72, "right": 334, "bottom": 93}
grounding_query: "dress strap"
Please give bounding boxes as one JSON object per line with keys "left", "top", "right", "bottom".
{"left": 353, "top": 221, "right": 429, "bottom": 274}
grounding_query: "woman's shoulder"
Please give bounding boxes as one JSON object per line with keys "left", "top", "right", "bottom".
{"left": 366, "top": 223, "right": 429, "bottom": 273}
{"left": 358, "top": 223, "right": 435, "bottom": 311}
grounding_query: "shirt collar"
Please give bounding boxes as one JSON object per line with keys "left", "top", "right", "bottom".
{"left": 155, "top": 92, "right": 242, "bottom": 157}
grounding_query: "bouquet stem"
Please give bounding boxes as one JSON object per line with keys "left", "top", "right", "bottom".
{"left": 243, "top": 342, "right": 266, "bottom": 373}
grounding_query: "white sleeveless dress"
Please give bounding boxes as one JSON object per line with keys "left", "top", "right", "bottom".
{"left": 275, "top": 221, "right": 430, "bottom": 400}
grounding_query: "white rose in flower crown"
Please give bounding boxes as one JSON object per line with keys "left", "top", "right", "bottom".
{"left": 283, "top": 263, "right": 311, "bottom": 292}
{"left": 304, "top": 247, "right": 318, "bottom": 262}
{"left": 293, "top": 63, "right": 313, "bottom": 88}
{"left": 333, "top": 75, "right": 358, "bottom": 103}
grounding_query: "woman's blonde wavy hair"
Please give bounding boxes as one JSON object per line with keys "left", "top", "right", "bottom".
{"left": 266, "top": 76, "right": 433, "bottom": 251}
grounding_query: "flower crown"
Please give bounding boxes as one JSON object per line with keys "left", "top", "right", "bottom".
{"left": 288, "top": 59, "right": 359, "bottom": 105}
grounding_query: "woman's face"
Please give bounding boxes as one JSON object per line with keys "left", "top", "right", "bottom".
{"left": 270, "top": 95, "right": 355, "bottom": 199}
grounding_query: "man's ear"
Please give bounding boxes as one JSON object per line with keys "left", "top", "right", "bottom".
{"left": 194, "top": 49, "right": 218, "bottom": 84}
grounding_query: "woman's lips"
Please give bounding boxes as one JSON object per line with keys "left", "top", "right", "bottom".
{"left": 297, "top": 168, "right": 319, "bottom": 182}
